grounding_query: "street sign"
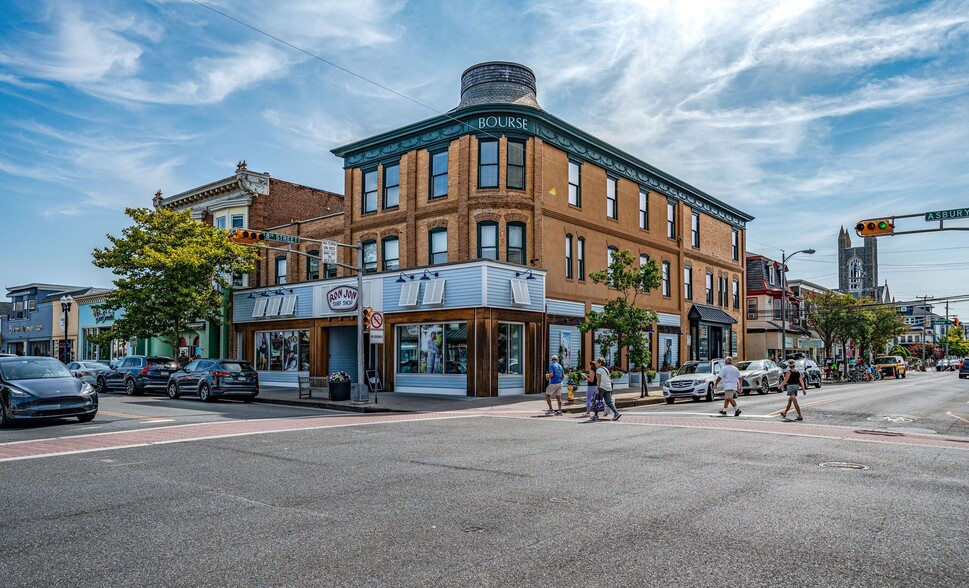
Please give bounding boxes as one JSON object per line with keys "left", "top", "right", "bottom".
{"left": 320, "top": 240, "right": 338, "bottom": 264}
{"left": 369, "top": 311, "right": 383, "bottom": 330}
{"left": 369, "top": 329, "right": 384, "bottom": 344}
{"left": 925, "top": 207, "right": 969, "bottom": 222}
{"left": 263, "top": 232, "right": 301, "bottom": 244}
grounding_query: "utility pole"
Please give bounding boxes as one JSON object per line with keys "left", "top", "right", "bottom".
{"left": 944, "top": 301, "right": 950, "bottom": 362}
{"left": 353, "top": 241, "right": 367, "bottom": 403}
{"left": 920, "top": 295, "right": 929, "bottom": 369}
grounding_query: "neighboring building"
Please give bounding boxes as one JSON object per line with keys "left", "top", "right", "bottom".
{"left": 0, "top": 302, "right": 10, "bottom": 349}
{"left": 3, "top": 284, "right": 83, "bottom": 356}
{"left": 154, "top": 161, "right": 344, "bottom": 359}
{"left": 75, "top": 291, "right": 137, "bottom": 362}
{"left": 787, "top": 279, "right": 830, "bottom": 361}
{"left": 237, "top": 62, "right": 753, "bottom": 393}
{"left": 893, "top": 302, "right": 944, "bottom": 351}
{"left": 837, "top": 226, "right": 890, "bottom": 302}
{"left": 744, "top": 253, "right": 814, "bottom": 361}
{"left": 47, "top": 287, "right": 111, "bottom": 362}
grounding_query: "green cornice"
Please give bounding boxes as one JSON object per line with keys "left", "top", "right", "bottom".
{"left": 331, "top": 104, "right": 755, "bottom": 227}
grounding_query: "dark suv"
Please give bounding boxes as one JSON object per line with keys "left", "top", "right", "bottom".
{"left": 98, "top": 356, "right": 178, "bottom": 395}
{"left": 166, "top": 359, "right": 259, "bottom": 402}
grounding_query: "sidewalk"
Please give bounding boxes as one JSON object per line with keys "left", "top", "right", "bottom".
{"left": 254, "top": 385, "right": 666, "bottom": 414}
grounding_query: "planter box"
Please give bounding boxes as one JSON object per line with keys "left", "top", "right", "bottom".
{"left": 659, "top": 371, "right": 672, "bottom": 384}
{"left": 612, "top": 376, "right": 629, "bottom": 389}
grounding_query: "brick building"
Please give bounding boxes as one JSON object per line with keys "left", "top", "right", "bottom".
{"left": 231, "top": 62, "right": 751, "bottom": 394}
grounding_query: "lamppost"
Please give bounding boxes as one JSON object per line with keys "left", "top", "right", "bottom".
{"left": 780, "top": 249, "right": 815, "bottom": 361}
{"left": 60, "top": 295, "right": 74, "bottom": 362}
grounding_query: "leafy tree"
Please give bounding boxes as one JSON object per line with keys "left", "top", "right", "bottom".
{"left": 92, "top": 207, "right": 259, "bottom": 352}
{"left": 805, "top": 291, "right": 856, "bottom": 362}
{"left": 578, "top": 249, "right": 660, "bottom": 397}
{"left": 939, "top": 326, "right": 969, "bottom": 357}
{"left": 865, "top": 303, "right": 908, "bottom": 356}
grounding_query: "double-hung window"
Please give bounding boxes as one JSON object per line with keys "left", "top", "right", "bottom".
{"left": 507, "top": 222, "right": 525, "bottom": 265}
{"left": 732, "top": 230, "right": 739, "bottom": 262}
{"left": 568, "top": 161, "right": 581, "bottom": 206}
{"left": 577, "top": 237, "right": 586, "bottom": 281}
{"left": 307, "top": 251, "right": 320, "bottom": 280}
{"left": 231, "top": 214, "right": 245, "bottom": 229}
{"left": 639, "top": 188, "right": 649, "bottom": 229}
{"left": 363, "top": 240, "right": 377, "bottom": 273}
{"left": 430, "top": 149, "right": 448, "bottom": 198}
{"left": 667, "top": 201, "right": 676, "bottom": 239}
{"left": 382, "top": 237, "right": 399, "bottom": 271}
{"left": 706, "top": 272, "right": 714, "bottom": 304}
{"left": 478, "top": 140, "right": 498, "bottom": 188}
{"left": 383, "top": 163, "right": 400, "bottom": 209}
{"left": 691, "top": 212, "right": 700, "bottom": 248}
{"left": 275, "top": 256, "right": 287, "bottom": 285}
{"left": 606, "top": 177, "right": 618, "bottom": 220}
{"left": 684, "top": 266, "right": 693, "bottom": 300}
{"left": 662, "top": 261, "right": 671, "bottom": 297}
{"left": 565, "top": 234, "right": 573, "bottom": 279}
{"left": 429, "top": 228, "right": 448, "bottom": 264}
{"left": 363, "top": 169, "right": 378, "bottom": 213}
{"left": 747, "top": 298, "right": 757, "bottom": 320}
{"left": 478, "top": 221, "right": 498, "bottom": 260}
{"left": 215, "top": 216, "right": 226, "bottom": 230}
{"left": 506, "top": 140, "right": 525, "bottom": 190}
{"left": 732, "top": 279, "right": 740, "bottom": 309}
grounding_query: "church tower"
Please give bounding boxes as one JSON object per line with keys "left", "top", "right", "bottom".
{"left": 837, "top": 227, "right": 884, "bottom": 301}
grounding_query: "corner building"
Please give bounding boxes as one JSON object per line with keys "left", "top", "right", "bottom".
{"left": 327, "top": 62, "right": 752, "bottom": 393}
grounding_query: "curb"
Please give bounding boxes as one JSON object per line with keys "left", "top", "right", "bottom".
{"left": 254, "top": 396, "right": 395, "bottom": 413}
{"left": 560, "top": 395, "right": 666, "bottom": 413}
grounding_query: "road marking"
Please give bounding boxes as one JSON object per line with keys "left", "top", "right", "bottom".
{"left": 946, "top": 411, "right": 969, "bottom": 424}
{"left": 97, "top": 410, "right": 173, "bottom": 423}
{"left": 766, "top": 389, "right": 878, "bottom": 416}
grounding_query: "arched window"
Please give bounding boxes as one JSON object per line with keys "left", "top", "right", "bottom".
{"left": 849, "top": 258, "right": 863, "bottom": 291}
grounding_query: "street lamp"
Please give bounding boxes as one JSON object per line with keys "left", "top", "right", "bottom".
{"left": 59, "top": 295, "right": 74, "bottom": 362}
{"left": 780, "top": 249, "right": 815, "bottom": 361}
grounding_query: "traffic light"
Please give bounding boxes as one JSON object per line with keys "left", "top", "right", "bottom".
{"left": 362, "top": 307, "right": 372, "bottom": 331}
{"left": 855, "top": 218, "right": 894, "bottom": 237}
{"left": 229, "top": 229, "right": 266, "bottom": 245}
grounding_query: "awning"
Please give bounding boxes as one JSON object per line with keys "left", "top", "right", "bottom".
{"left": 687, "top": 304, "right": 738, "bottom": 325}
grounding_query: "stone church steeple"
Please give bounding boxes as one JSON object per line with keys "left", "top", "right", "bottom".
{"left": 837, "top": 227, "right": 883, "bottom": 301}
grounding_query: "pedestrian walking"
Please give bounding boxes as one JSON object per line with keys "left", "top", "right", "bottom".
{"left": 544, "top": 354, "right": 565, "bottom": 416}
{"left": 595, "top": 357, "right": 621, "bottom": 421}
{"left": 714, "top": 356, "right": 742, "bottom": 416}
{"left": 779, "top": 359, "right": 807, "bottom": 420}
{"left": 582, "top": 360, "right": 598, "bottom": 418}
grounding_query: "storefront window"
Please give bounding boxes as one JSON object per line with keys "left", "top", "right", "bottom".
{"left": 497, "top": 322, "right": 523, "bottom": 375}
{"left": 254, "top": 330, "right": 309, "bottom": 372}
{"left": 396, "top": 322, "right": 467, "bottom": 375}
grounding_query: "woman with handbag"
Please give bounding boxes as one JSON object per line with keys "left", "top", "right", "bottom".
{"left": 779, "top": 359, "right": 808, "bottom": 420}
{"left": 582, "top": 361, "right": 598, "bottom": 418}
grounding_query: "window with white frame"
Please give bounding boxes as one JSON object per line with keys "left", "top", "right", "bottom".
{"left": 577, "top": 237, "right": 585, "bottom": 280}
{"left": 275, "top": 256, "right": 287, "bottom": 285}
{"left": 691, "top": 212, "right": 700, "bottom": 248}
{"left": 684, "top": 266, "right": 693, "bottom": 300}
{"left": 565, "top": 234, "right": 573, "bottom": 279}
{"left": 383, "top": 162, "right": 400, "bottom": 209}
{"left": 662, "top": 261, "right": 670, "bottom": 296}
{"left": 667, "top": 201, "right": 676, "bottom": 239}
{"left": 363, "top": 169, "right": 378, "bottom": 213}
{"left": 639, "top": 188, "right": 648, "bottom": 229}
{"left": 606, "top": 177, "right": 618, "bottom": 220}
{"left": 568, "top": 161, "right": 581, "bottom": 206}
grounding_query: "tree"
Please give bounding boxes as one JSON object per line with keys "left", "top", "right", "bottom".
{"left": 939, "top": 326, "right": 969, "bottom": 358}
{"left": 578, "top": 249, "right": 660, "bottom": 397}
{"left": 865, "top": 303, "right": 908, "bottom": 357}
{"left": 92, "top": 207, "right": 259, "bottom": 353}
{"left": 805, "top": 291, "right": 856, "bottom": 361}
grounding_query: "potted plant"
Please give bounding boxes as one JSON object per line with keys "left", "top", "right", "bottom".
{"left": 659, "top": 361, "right": 673, "bottom": 384}
{"left": 328, "top": 371, "right": 352, "bottom": 401}
{"left": 610, "top": 368, "right": 628, "bottom": 389}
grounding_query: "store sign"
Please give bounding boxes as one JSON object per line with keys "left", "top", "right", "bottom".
{"left": 327, "top": 286, "right": 358, "bottom": 311}
{"left": 94, "top": 308, "right": 114, "bottom": 323}
{"left": 475, "top": 115, "right": 532, "bottom": 131}
{"left": 8, "top": 325, "right": 44, "bottom": 333}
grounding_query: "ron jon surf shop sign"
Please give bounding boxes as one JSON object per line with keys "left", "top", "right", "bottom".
{"left": 327, "top": 286, "right": 359, "bottom": 311}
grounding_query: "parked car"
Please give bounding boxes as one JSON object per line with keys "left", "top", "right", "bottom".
{"left": 66, "top": 361, "right": 111, "bottom": 386}
{"left": 959, "top": 359, "right": 969, "bottom": 379}
{"left": 735, "top": 359, "right": 782, "bottom": 395}
{"left": 779, "top": 358, "right": 823, "bottom": 388}
{"left": 661, "top": 359, "right": 725, "bottom": 404}
{"left": 937, "top": 359, "right": 949, "bottom": 371}
{"left": 97, "top": 356, "right": 177, "bottom": 395}
{"left": 0, "top": 353, "right": 16, "bottom": 357}
{"left": 167, "top": 359, "right": 259, "bottom": 402}
{"left": 951, "top": 358, "right": 964, "bottom": 371}
{"left": 0, "top": 356, "right": 98, "bottom": 427}
{"left": 873, "top": 355, "right": 907, "bottom": 379}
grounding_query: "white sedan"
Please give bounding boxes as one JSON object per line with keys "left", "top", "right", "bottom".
{"left": 66, "top": 361, "right": 111, "bottom": 386}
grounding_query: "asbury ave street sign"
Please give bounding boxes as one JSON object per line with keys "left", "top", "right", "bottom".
{"left": 264, "top": 232, "right": 301, "bottom": 244}
{"left": 925, "top": 207, "right": 969, "bottom": 222}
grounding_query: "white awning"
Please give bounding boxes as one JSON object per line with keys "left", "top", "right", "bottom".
{"left": 422, "top": 279, "right": 445, "bottom": 305}
{"left": 511, "top": 278, "right": 531, "bottom": 305}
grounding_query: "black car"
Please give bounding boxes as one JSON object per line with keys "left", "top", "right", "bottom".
{"left": 0, "top": 356, "right": 98, "bottom": 427}
{"left": 167, "top": 359, "right": 259, "bottom": 402}
{"left": 97, "top": 356, "right": 177, "bottom": 395}
{"left": 779, "top": 358, "right": 823, "bottom": 388}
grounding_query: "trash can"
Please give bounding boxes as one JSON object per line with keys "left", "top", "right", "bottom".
{"left": 329, "top": 381, "right": 351, "bottom": 401}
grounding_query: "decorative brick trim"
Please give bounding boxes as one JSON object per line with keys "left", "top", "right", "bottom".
{"left": 426, "top": 218, "right": 449, "bottom": 231}
{"left": 474, "top": 212, "right": 501, "bottom": 223}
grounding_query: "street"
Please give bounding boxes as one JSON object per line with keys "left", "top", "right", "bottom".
{"left": 0, "top": 371, "right": 966, "bottom": 587}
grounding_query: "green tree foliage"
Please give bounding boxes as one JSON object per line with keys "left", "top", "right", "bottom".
{"left": 805, "top": 291, "right": 856, "bottom": 360}
{"left": 864, "top": 303, "right": 908, "bottom": 357}
{"left": 939, "top": 327, "right": 969, "bottom": 357}
{"left": 578, "top": 249, "right": 660, "bottom": 394}
{"left": 91, "top": 207, "right": 259, "bottom": 351}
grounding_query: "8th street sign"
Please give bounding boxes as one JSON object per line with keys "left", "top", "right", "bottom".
{"left": 925, "top": 208, "right": 969, "bottom": 222}
{"left": 263, "top": 232, "right": 301, "bottom": 244}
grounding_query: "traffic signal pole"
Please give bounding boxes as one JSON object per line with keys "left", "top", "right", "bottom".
{"left": 354, "top": 240, "right": 367, "bottom": 404}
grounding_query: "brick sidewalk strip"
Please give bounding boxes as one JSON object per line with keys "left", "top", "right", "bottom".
{"left": 0, "top": 412, "right": 477, "bottom": 462}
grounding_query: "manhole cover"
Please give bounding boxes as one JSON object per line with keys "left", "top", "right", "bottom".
{"left": 462, "top": 526, "right": 485, "bottom": 533}
{"left": 867, "top": 415, "right": 916, "bottom": 424}
{"left": 549, "top": 497, "right": 569, "bottom": 503}
{"left": 819, "top": 462, "right": 870, "bottom": 470}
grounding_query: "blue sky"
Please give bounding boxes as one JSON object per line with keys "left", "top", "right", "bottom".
{"left": 1, "top": 0, "right": 968, "bottom": 321}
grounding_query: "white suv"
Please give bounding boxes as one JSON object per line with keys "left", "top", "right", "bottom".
{"left": 662, "top": 359, "right": 725, "bottom": 404}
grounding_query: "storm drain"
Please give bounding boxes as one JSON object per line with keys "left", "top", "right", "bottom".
{"left": 819, "top": 462, "right": 870, "bottom": 470}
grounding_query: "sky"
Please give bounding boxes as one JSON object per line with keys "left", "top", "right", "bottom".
{"left": 1, "top": 0, "right": 968, "bottom": 319}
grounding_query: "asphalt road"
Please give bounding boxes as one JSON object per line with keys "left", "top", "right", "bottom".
{"left": 0, "top": 371, "right": 966, "bottom": 587}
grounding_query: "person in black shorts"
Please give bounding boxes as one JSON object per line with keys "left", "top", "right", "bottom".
{"left": 779, "top": 359, "right": 807, "bottom": 420}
